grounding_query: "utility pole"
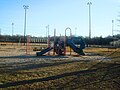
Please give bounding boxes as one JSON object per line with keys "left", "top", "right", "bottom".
{"left": 23, "top": 5, "right": 29, "bottom": 45}
{"left": 12, "top": 23, "right": 14, "bottom": 36}
{"left": 87, "top": 2, "right": 92, "bottom": 39}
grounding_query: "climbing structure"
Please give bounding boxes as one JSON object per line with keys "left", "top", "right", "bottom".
{"left": 36, "top": 28, "right": 85, "bottom": 56}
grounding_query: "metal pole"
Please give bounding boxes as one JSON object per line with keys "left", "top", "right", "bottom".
{"left": 53, "top": 28, "right": 56, "bottom": 55}
{"left": 112, "top": 20, "right": 114, "bottom": 36}
{"left": 47, "top": 25, "right": 50, "bottom": 55}
{"left": 24, "top": 7, "right": 26, "bottom": 45}
{"left": 87, "top": 2, "right": 92, "bottom": 39}
{"left": 64, "top": 27, "right": 72, "bottom": 55}
{"left": 64, "top": 30, "right": 66, "bottom": 55}
{"left": 47, "top": 25, "right": 50, "bottom": 47}
{"left": 12, "top": 23, "right": 14, "bottom": 36}
{"left": 0, "top": 28, "right": 1, "bottom": 35}
{"left": 23, "top": 5, "right": 29, "bottom": 45}
{"left": 46, "top": 26, "right": 47, "bottom": 39}
{"left": 48, "top": 25, "right": 49, "bottom": 38}
{"left": 75, "top": 27, "right": 77, "bottom": 36}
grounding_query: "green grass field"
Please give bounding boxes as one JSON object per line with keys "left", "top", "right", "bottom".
{"left": 0, "top": 44, "right": 120, "bottom": 89}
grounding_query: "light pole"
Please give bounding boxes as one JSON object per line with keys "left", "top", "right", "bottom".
{"left": 48, "top": 25, "right": 49, "bottom": 38}
{"left": 0, "top": 28, "right": 1, "bottom": 35}
{"left": 23, "top": 5, "right": 29, "bottom": 45}
{"left": 46, "top": 26, "right": 48, "bottom": 39}
{"left": 12, "top": 23, "right": 14, "bottom": 36}
{"left": 87, "top": 2, "right": 92, "bottom": 39}
{"left": 75, "top": 27, "right": 77, "bottom": 36}
{"left": 47, "top": 25, "right": 50, "bottom": 55}
{"left": 112, "top": 20, "right": 114, "bottom": 36}
{"left": 47, "top": 25, "right": 50, "bottom": 47}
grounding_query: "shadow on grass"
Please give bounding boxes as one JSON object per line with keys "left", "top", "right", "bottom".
{"left": 110, "top": 56, "right": 120, "bottom": 59}
{"left": 1, "top": 63, "right": 120, "bottom": 89}
{"left": 0, "top": 50, "right": 120, "bottom": 89}
{"left": 0, "top": 55, "right": 68, "bottom": 59}
{"left": 59, "top": 63, "right": 120, "bottom": 89}
{"left": 0, "top": 59, "right": 90, "bottom": 71}
{"left": 74, "top": 65, "right": 120, "bottom": 89}
{"left": 58, "top": 50, "right": 120, "bottom": 89}
{"left": 0, "top": 68, "right": 98, "bottom": 88}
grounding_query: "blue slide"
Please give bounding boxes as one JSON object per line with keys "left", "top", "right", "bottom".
{"left": 36, "top": 47, "right": 53, "bottom": 56}
{"left": 67, "top": 39, "right": 85, "bottom": 55}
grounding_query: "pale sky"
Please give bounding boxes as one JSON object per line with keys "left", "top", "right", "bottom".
{"left": 0, "top": 0, "right": 120, "bottom": 37}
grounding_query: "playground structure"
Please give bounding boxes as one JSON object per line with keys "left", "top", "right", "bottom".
{"left": 36, "top": 27, "right": 85, "bottom": 56}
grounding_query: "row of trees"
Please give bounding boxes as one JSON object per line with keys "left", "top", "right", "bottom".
{"left": 0, "top": 34, "right": 120, "bottom": 46}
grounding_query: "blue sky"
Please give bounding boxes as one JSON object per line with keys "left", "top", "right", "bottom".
{"left": 0, "top": 0, "right": 120, "bottom": 37}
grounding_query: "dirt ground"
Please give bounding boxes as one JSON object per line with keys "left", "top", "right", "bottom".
{"left": 0, "top": 45, "right": 108, "bottom": 67}
{"left": 0, "top": 44, "right": 120, "bottom": 89}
